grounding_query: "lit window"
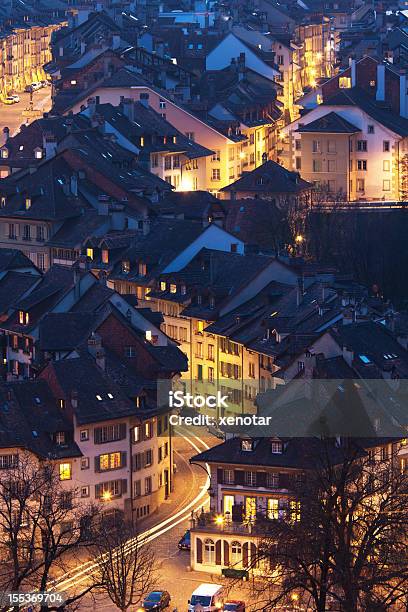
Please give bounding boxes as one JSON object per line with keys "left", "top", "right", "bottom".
{"left": 160, "top": 281, "right": 166, "bottom": 291}
{"left": 290, "top": 500, "right": 301, "bottom": 522}
{"left": 241, "top": 439, "right": 253, "bottom": 452}
{"left": 144, "top": 421, "right": 152, "bottom": 438}
{"left": 170, "top": 284, "right": 177, "bottom": 293}
{"left": 145, "top": 330, "right": 152, "bottom": 341}
{"left": 99, "top": 452, "right": 122, "bottom": 471}
{"left": 35, "top": 149, "right": 42, "bottom": 159}
{"left": 122, "top": 260, "right": 130, "bottom": 274}
{"left": 96, "top": 395, "right": 102, "bottom": 401}
{"left": 86, "top": 248, "right": 93, "bottom": 260}
{"left": 139, "top": 262, "right": 146, "bottom": 276}
{"left": 267, "top": 498, "right": 279, "bottom": 520}
{"left": 271, "top": 441, "right": 283, "bottom": 454}
{"left": 25, "top": 197, "right": 31, "bottom": 210}
{"left": 70, "top": 80, "right": 77, "bottom": 85}
{"left": 59, "top": 463, "right": 71, "bottom": 481}
{"left": 107, "top": 393, "right": 114, "bottom": 399}
{"left": 339, "top": 76, "right": 351, "bottom": 88}
{"left": 1, "top": 197, "right": 5, "bottom": 207}
{"left": 19, "top": 311, "right": 29, "bottom": 325}
{"left": 140, "top": 136, "right": 145, "bottom": 147}
{"left": 1, "top": 148, "right": 8, "bottom": 159}
{"left": 102, "top": 249, "right": 109, "bottom": 264}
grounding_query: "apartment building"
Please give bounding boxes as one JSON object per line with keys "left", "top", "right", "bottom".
{"left": 282, "top": 87, "right": 408, "bottom": 201}
{"left": 61, "top": 68, "right": 278, "bottom": 193}
{"left": 0, "top": 23, "right": 61, "bottom": 97}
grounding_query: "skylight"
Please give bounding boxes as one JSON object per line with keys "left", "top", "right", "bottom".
{"left": 96, "top": 395, "right": 102, "bottom": 401}
{"left": 359, "top": 354, "right": 371, "bottom": 364}
{"left": 107, "top": 393, "right": 114, "bottom": 399}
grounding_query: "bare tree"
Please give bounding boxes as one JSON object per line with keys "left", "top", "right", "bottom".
{"left": 0, "top": 453, "right": 100, "bottom": 612}
{"left": 92, "top": 515, "right": 157, "bottom": 612}
{"left": 250, "top": 439, "right": 408, "bottom": 612}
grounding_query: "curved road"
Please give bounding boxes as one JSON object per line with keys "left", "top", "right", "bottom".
{"left": 53, "top": 432, "right": 211, "bottom": 594}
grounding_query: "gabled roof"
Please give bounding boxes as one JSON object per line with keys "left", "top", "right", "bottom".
{"left": 44, "top": 356, "right": 138, "bottom": 425}
{"left": 39, "top": 312, "right": 97, "bottom": 352}
{"left": 221, "top": 160, "right": 311, "bottom": 193}
{"left": 296, "top": 111, "right": 360, "bottom": 134}
{"left": 323, "top": 87, "right": 408, "bottom": 137}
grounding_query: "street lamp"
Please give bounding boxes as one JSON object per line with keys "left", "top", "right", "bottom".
{"left": 102, "top": 490, "right": 112, "bottom": 502}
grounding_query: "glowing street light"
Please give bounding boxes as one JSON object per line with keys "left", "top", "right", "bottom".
{"left": 102, "top": 490, "right": 112, "bottom": 502}
{"left": 214, "top": 515, "right": 224, "bottom": 526}
{"left": 295, "top": 234, "right": 304, "bottom": 243}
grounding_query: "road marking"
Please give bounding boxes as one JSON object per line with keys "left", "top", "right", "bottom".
{"left": 53, "top": 434, "right": 210, "bottom": 592}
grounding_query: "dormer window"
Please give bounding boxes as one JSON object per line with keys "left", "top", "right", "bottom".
{"left": 172, "top": 135, "right": 177, "bottom": 144}
{"left": 170, "top": 284, "right": 177, "bottom": 294}
{"left": 1, "top": 196, "right": 6, "bottom": 208}
{"left": 271, "top": 440, "right": 283, "bottom": 454}
{"left": 55, "top": 432, "right": 66, "bottom": 445}
{"left": 209, "top": 297, "right": 215, "bottom": 309}
{"left": 139, "top": 262, "right": 146, "bottom": 276}
{"left": 145, "top": 330, "right": 152, "bottom": 341}
{"left": 86, "top": 248, "right": 93, "bottom": 260}
{"left": 241, "top": 439, "right": 253, "bottom": 452}
{"left": 1, "top": 148, "right": 8, "bottom": 159}
{"left": 181, "top": 285, "right": 186, "bottom": 295}
{"left": 25, "top": 197, "right": 31, "bottom": 210}
{"left": 34, "top": 148, "right": 43, "bottom": 159}
{"left": 140, "top": 136, "right": 145, "bottom": 147}
{"left": 19, "top": 311, "right": 29, "bottom": 325}
{"left": 102, "top": 249, "right": 109, "bottom": 264}
{"left": 160, "top": 281, "right": 166, "bottom": 291}
{"left": 197, "top": 294, "right": 202, "bottom": 305}
{"left": 122, "top": 260, "right": 130, "bottom": 274}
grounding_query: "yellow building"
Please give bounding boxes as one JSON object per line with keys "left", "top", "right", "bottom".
{"left": 0, "top": 23, "right": 61, "bottom": 99}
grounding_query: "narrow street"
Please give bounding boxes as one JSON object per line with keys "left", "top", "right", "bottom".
{"left": 0, "top": 88, "right": 51, "bottom": 136}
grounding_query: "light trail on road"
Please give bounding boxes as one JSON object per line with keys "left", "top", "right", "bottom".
{"left": 53, "top": 433, "right": 210, "bottom": 593}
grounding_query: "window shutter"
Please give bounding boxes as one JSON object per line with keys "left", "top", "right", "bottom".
{"left": 232, "top": 503, "right": 243, "bottom": 522}
{"left": 121, "top": 479, "right": 128, "bottom": 495}
{"left": 223, "top": 540, "right": 230, "bottom": 566}
{"left": 215, "top": 540, "right": 222, "bottom": 565}
{"left": 217, "top": 468, "right": 223, "bottom": 484}
{"left": 257, "top": 471, "right": 266, "bottom": 487}
{"left": 94, "top": 428, "right": 101, "bottom": 444}
{"left": 280, "top": 473, "right": 289, "bottom": 488}
{"left": 251, "top": 542, "right": 257, "bottom": 568}
{"left": 95, "top": 484, "right": 101, "bottom": 499}
{"left": 119, "top": 423, "right": 127, "bottom": 440}
{"left": 234, "top": 469, "right": 244, "bottom": 485}
{"left": 243, "top": 542, "right": 249, "bottom": 568}
{"left": 94, "top": 456, "right": 100, "bottom": 472}
{"left": 121, "top": 451, "right": 127, "bottom": 467}
{"left": 196, "top": 537, "right": 203, "bottom": 564}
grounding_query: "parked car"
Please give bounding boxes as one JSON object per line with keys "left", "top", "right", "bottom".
{"left": 188, "top": 584, "right": 226, "bottom": 612}
{"left": 3, "top": 95, "right": 19, "bottom": 104}
{"left": 223, "top": 601, "right": 246, "bottom": 612}
{"left": 141, "top": 590, "right": 171, "bottom": 610}
{"left": 25, "top": 82, "right": 41, "bottom": 92}
{"left": 178, "top": 529, "right": 191, "bottom": 550}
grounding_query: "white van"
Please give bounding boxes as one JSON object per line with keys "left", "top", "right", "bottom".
{"left": 188, "top": 583, "right": 225, "bottom": 612}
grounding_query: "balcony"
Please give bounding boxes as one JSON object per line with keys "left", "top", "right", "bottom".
{"left": 190, "top": 511, "right": 274, "bottom": 536}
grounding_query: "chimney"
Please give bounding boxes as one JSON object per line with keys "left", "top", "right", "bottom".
{"left": 296, "top": 276, "right": 304, "bottom": 307}
{"left": 87, "top": 97, "right": 96, "bottom": 117}
{"left": 0, "top": 127, "right": 9, "bottom": 148}
{"left": 400, "top": 73, "right": 408, "bottom": 119}
{"left": 42, "top": 132, "right": 57, "bottom": 159}
{"left": 238, "top": 52, "right": 246, "bottom": 81}
{"left": 87, "top": 333, "right": 106, "bottom": 371}
{"left": 349, "top": 58, "right": 356, "bottom": 88}
{"left": 70, "top": 173, "right": 78, "bottom": 197}
{"left": 122, "top": 98, "right": 134, "bottom": 122}
{"left": 71, "top": 390, "right": 78, "bottom": 409}
{"left": 376, "top": 64, "right": 385, "bottom": 102}
{"left": 342, "top": 345, "right": 354, "bottom": 366}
